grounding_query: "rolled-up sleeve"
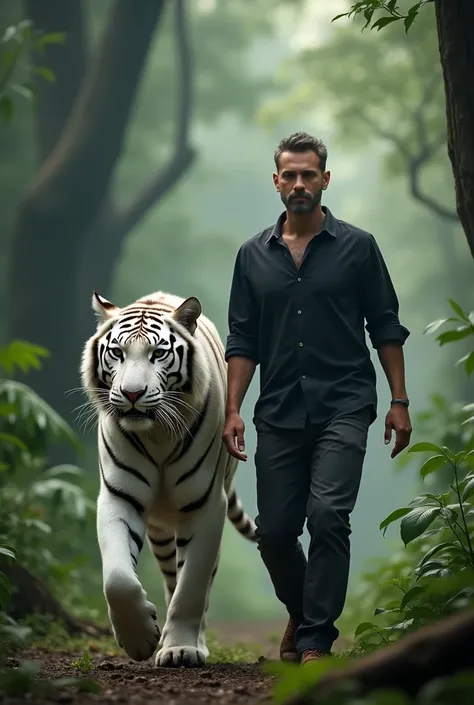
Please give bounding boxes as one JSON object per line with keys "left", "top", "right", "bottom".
{"left": 225, "top": 245, "right": 260, "bottom": 364}
{"left": 361, "top": 234, "right": 410, "bottom": 349}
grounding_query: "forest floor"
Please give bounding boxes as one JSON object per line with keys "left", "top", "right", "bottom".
{"left": 2, "top": 619, "right": 318, "bottom": 705}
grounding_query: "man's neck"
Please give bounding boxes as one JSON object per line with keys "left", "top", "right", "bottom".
{"left": 283, "top": 204, "right": 325, "bottom": 240}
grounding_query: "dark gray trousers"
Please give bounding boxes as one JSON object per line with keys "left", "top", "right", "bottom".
{"left": 254, "top": 406, "right": 371, "bottom": 654}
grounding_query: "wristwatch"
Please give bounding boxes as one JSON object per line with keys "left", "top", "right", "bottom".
{"left": 391, "top": 398, "right": 410, "bottom": 407}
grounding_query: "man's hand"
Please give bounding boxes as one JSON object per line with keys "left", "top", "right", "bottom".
{"left": 384, "top": 404, "right": 412, "bottom": 458}
{"left": 222, "top": 411, "right": 248, "bottom": 461}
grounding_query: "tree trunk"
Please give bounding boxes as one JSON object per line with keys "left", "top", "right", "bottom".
{"left": 8, "top": 0, "right": 195, "bottom": 430}
{"left": 8, "top": 0, "right": 166, "bottom": 421}
{"left": 0, "top": 556, "right": 110, "bottom": 638}
{"left": 289, "top": 609, "right": 474, "bottom": 703}
{"left": 435, "top": 0, "right": 474, "bottom": 258}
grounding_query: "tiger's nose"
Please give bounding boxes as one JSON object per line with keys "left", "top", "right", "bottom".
{"left": 121, "top": 387, "right": 147, "bottom": 403}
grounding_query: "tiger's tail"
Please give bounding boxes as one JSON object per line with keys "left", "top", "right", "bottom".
{"left": 226, "top": 484, "right": 257, "bottom": 542}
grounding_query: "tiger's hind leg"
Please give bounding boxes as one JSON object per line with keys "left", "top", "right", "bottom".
{"left": 155, "top": 487, "right": 227, "bottom": 668}
{"left": 147, "top": 523, "right": 178, "bottom": 609}
{"left": 197, "top": 551, "right": 220, "bottom": 655}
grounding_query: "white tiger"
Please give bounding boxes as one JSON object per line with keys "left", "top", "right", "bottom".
{"left": 80, "top": 290, "right": 257, "bottom": 667}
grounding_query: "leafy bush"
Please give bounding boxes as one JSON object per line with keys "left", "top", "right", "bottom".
{"left": 0, "top": 19, "right": 65, "bottom": 124}
{"left": 0, "top": 341, "right": 95, "bottom": 606}
{"left": 346, "top": 301, "right": 474, "bottom": 655}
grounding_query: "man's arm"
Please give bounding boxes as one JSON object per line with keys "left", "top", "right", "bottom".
{"left": 361, "top": 235, "right": 412, "bottom": 458}
{"left": 223, "top": 245, "right": 259, "bottom": 461}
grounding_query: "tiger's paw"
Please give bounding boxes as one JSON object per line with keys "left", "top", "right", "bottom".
{"left": 155, "top": 645, "right": 207, "bottom": 668}
{"left": 105, "top": 574, "right": 160, "bottom": 661}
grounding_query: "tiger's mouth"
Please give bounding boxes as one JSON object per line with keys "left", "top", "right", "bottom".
{"left": 116, "top": 408, "right": 155, "bottom": 420}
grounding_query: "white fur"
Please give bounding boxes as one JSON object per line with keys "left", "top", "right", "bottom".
{"left": 81, "top": 290, "right": 256, "bottom": 667}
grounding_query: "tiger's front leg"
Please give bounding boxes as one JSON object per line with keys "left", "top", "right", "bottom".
{"left": 155, "top": 487, "right": 227, "bottom": 667}
{"left": 97, "top": 428, "right": 160, "bottom": 661}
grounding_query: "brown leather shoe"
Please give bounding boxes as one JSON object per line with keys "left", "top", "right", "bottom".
{"left": 279, "top": 618, "right": 299, "bottom": 662}
{"left": 300, "top": 648, "right": 327, "bottom": 665}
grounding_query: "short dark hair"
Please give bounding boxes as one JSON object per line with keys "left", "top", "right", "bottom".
{"left": 274, "top": 132, "right": 328, "bottom": 172}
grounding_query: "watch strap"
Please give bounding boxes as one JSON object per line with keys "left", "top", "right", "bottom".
{"left": 391, "top": 398, "right": 409, "bottom": 407}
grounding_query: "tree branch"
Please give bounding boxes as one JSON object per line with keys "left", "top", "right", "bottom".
{"left": 115, "top": 0, "right": 196, "bottom": 236}
{"left": 408, "top": 137, "right": 459, "bottom": 222}
{"left": 355, "top": 109, "right": 458, "bottom": 222}
{"left": 25, "top": 0, "right": 167, "bottom": 230}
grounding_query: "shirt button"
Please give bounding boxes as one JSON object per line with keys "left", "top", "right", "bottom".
{"left": 297, "top": 277, "right": 302, "bottom": 282}
{"left": 298, "top": 342, "right": 303, "bottom": 347}
{"left": 297, "top": 310, "right": 302, "bottom": 314}
{"left": 301, "top": 374, "right": 307, "bottom": 380}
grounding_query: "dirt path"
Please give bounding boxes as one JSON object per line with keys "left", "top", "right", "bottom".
{"left": 1, "top": 620, "right": 347, "bottom": 703}
{"left": 2, "top": 621, "right": 285, "bottom": 705}
{"left": 3, "top": 649, "right": 275, "bottom": 705}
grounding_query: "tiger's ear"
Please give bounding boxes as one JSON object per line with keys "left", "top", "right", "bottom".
{"left": 92, "top": 292, "right": 119, "bottom": 324}
{"left": 172, "top": 296, "right": 202, "bottom": 336}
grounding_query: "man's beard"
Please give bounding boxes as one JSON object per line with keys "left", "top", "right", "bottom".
{"left": 281, "top": 189, "right": 322, "bottom": 214}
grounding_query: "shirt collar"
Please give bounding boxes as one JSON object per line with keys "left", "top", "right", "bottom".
{"left": 265, "top": 205, "right": 338, "bottom": 244}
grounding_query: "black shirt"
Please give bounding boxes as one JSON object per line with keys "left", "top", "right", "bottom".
{"left": 225, "top": 206, "right": 410, "bottom": 429}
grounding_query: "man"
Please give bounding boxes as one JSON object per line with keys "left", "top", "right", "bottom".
{"left": 222, "top": 132, "right": 412, "bottom": 665}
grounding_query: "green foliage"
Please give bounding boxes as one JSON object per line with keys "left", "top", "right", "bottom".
{"left": 332, "top": 1, "right": 433, "bottom": 33}
{"left": 0, "top": 341, "right": 96, "bottom": 615}
{"left": 206, "top": 630, "right": 260, "bottom": 664}
{"left": 423, "top": 299, "right": 474, "bottom": 378}
{"left": 0, "top": 341, "right": 101, "bottom": 696}
{"left": 71, "top": 647, "right": 93, "bottom": 673}
{"left": 265, "top": 655, "right": 351, "bottom": 703}
{"left": 346, "top": 300, "right": 474, "bottom": 655}
{"left": 0, "top": 19, "right": 65, "bottom": 124}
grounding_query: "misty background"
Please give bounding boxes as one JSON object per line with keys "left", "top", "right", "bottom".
{"left": 1, "top": 0, "right": 472, "bottom": 641}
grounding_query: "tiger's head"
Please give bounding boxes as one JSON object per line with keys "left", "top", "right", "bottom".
{"left": 81, "top": 291, "right": 210, "bottom": 434}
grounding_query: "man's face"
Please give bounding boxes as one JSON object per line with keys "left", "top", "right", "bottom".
{"left": 273, "top": 150, "right": 330, "bottom": 214}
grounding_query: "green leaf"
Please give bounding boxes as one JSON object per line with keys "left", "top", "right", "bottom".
{"left": 34, "top": 66, "right": 55, "bottom": 82}
{"left": 371, "top": 16, "right": 401, "bottom": 31}
{"left": 437, "top": 327, "right": 473, "bottom": 346}
{"left": 0, "top": 340, "right": 49, "bottom": 374}
{"left": 0, "top": 378, "right": 80, "bottom": 449}
{"left": 0, "top": 94, "right": 13, "bottom": 124}
{"left": 10, "top": 82, "right": 34, "bottom": 101}
{"left": 462, "top": 476, "right": 474, "bottom": 501}
{"left": 400, "top": 506, "right": 441, "bottom": 546}
{"left": 423, "top": 318, "right": 454, "bottom": 335}
{"left": 404, "top": 13, "right": 417, "bottom": 32}
{"left": 36, "top": 32, "right": 67, "bottom": 47}
{"left": 0, "top": 432, "right": 28, "bottom": 452}
{"left": 354, "top": 621, "right": 378, "bottom": 637}
{"left": 379, "top": 507, "right": 413, "bottom": 535}
{"left": 448, "top": 299, "right": 468, "bottom": 321}
{"left": 331, "top": 12, "right": 350, "bottom": 23}
{"left": 463, "top": 352, "right": 474, "bottom": 377}
{"left": 0, "top": 547, "right": 16, "bottom": 559}
{"left": 418, "top": 541, "right": 462, "bottom": 566}
{"left": 408, "top": 442, "right": 444, "bottom": 454}
{"left": 415, "top": 559, "right": 449, "bottom": 579}
{"left": 419, "top": 454, "right": 447, "bottom": 478}
{"left": 399, "top": 585, "right": 427, "bottom": 611}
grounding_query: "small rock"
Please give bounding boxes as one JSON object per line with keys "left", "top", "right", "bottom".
{"left": 234, "top": 686, "right": 250, "bottom": 695}
{"left": 98, "top": 660, "right": 118, "bottom": 670}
